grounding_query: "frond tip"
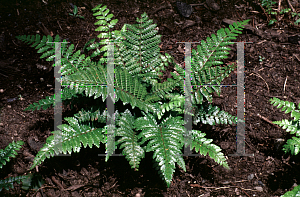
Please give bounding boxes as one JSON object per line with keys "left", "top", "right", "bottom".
{"left": 188, "top": 130, "right": 230, "bottom": 169}
{"left": 136, "top": 112, "right": 186, "bottom": 187}
{"left": 115, "top": 110, "right": 145, "bottom": 170}
{"left": 269, "top": 97, "right": 300, "bottom": 156}
{"left": 0, "top": 140, "right": 24, "bottom": 169}
{"left": 29, "top": 117, "right": 107, "bottom": 170}
{"left": 0, "top": 175, "right": 29, "bottom": 192}
{"left": 0, "top": 140, "right": 27, "bottom": 192}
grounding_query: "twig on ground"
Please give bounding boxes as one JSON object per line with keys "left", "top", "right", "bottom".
{"left": 249, "top": 72, "right": 269, "bottom": 93}
{"left": 257, "top": 113, "right": 281, "bottom": 129}
{"left": 278, "top": 0, "right": 282, "bottom": 13}
{"left": 0, "top": 71, "right": 8, "bottom": 77}
{"left": 51, "top": 176, "right": 65, "bottom": 191}
{"left": 258, "top": 3, "right": 271, "bottom": 21}
{"left": 230, "top": 181, "right": 251, "bottom": 197}
{"left": 57, "top": 20, "right": 63, "bottom": 31}
{"left": 286, "top": 0, "right": 296, "bottom": 12}
{"left": 283, "top": 76, "right": 288, "bottom": 93}
{"left": 152, "top": 5, "right": 170, "bottom": 14}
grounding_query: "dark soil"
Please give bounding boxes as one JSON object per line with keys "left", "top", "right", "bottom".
{"left": 1, "top": 0, "right": 300, "bottom": 196}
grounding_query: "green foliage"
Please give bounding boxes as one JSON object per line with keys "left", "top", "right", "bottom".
{"left": 84, "top": 4, "right": 126, "bottom": 61}
{"left": 16, "top": 4, "right": 249, "bottom": 187}
{"left": 261, "top": 0, "right": 300, "bottom": 25}
{"left": 281, "top": 185, "right": 300, "bottom": 197}
{"left": 269, "top": 97, "right": 300, "bottom": 196}
{"left": 0, "top": 141, "right": 24, "bottom": 169}
{"left": 292, "top": 12, "right": 300, "bottom": 25}
{"left": 0, "top": 176, "right": 26, "bottom": 192}
{"left": 29, "top": 117, "right": 107, "bottom": 170}
{"left": 280, "top": 8, "right": 291, "bottom": 14}
{"left": 259, "top": 56, "right": 265, "bottom": 62}
{"left": 0, "top": 140, "right": 30, "bottom": 192}
{"left": 261, "top": 0, "right": 277, "bottom": 15}
{"left": 69, "top": 5, "right": 85, "bottom": 19}
{"left": 269, "top": 97, "right": 300, "bottom": 155}
{"left": 21, "top": 173, "right": 45, "bottom": 191}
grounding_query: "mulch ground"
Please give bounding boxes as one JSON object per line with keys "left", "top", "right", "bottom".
{"left": 1, "top": 0, "right": 300, "bottom": 196}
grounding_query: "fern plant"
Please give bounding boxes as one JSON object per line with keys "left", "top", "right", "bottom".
{"left": 0, "top": 141, "right": 44, "bottom": 192}
{"left": 268, "top": 97, "right": 300, "bottom": 196}
{"left": 0, "top": 140, "right": 27, "bottom": 191}
{"left": 16, "top": 4, "right": 249, "bottom": 187}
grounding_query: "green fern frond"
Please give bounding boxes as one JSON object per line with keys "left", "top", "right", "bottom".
{"left": 74, "top": 108, "right": 109, "bottom": 123}
{"left": 0, "top": 140, "right": 24, "bottom": 169}
{"left": 114, "top": 110, "right": 145, "bottom": 170}
{"left": 16, "top": 34, "right": 60, "bottom": 60}
{"left": 24, "top": 88, "right": 83, "bottom": 111}
{"left": 59, "top": 49, "right": 91, "bottom": 76}
{"left": 0, "top": 175, "right": 29, "bottom": 192}
{"left": 118, "top": 12, "right": 165, "bottom": 85}
{"left": 187, "top": 130, "right": 229, "bottom": 169}
{"left": 192, "top": 63, "right": 237, "bottom": 101}
{"left": 269, "top": 98, "right": 300, "bottom": 197}
{"left": 169, "top": 20, "right": 250, "bottom": 104}
{"left": 16, "top": 34, "right": 93, "bottom": 78}
{"left": 136, "top": 112, "right": 186, "bottom": 187}
{"left": 84, "top": 4, "right": 126, "bottom": 63}
{"left": 269, "top": 97, "right": 300, "bottom": 121}
{"left": 269, "top": 97, "right": 300, "bottom": 156}
{"left": 272, "top": 119, "right": 300, "bottom": 136}
{"left": 269, "top": 97, "right": 300, "bottom": 136}
{"left": 12, "top": 31, "right": 119, "bottom": 113}
{"left": 0, "top": 141, "right": 27, "bottom": 192}
{"left": 156, "top": 94, "right": 195, "bottom": 120}
{"left": 24, "top": 95, "right": 54, "bottom": 111}
{"left": 63, "top": 65, "right": 158, "bottom": 114}
{"left": 29, "top": 117, "right": 107, "bottom": 170}
{"left": 93, "top": 4, "right": 120, "bottom": 40}
{"left": 62, "top": 64, "right": 108, "bottom": 96}
{"left": 281, "top": 183, "right": 300, "bottom": 196}
{"left": 104, "top": 124, "right": 118, "bottom": 162}
{"left": 171, "top": 60, "right": 236, "bottom": 104}
{"left": 145, "top": 78, "right": 180, "bottom": 103}
{"left": 193, "top": 102, "right": 238, "bottom": 125}
{"left": 159, "top": 95, "right": 185, "bottom": 114}
{"left": 283, "top": 137, "right": 300, "bottom": 155}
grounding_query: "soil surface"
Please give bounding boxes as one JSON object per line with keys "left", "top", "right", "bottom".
{"left": 1, "top": 0, "right": 300, "bottom": 196}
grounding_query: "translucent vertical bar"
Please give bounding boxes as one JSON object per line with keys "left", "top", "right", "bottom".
{"left": 52, "top": 42, "right": 69, "bottom": 156}
{"left": 183, "top": 43, "right": 193, "bottom": 156}
{"left": 229, "top": 42, "right": 253, "bottom": 157}
{"left": 54, "top": 42, "right": 62, "bottom": 132}
{"left": 105, "top": 42, "right": 116, "bottom": 157}
{"left": 98, "top": 41, "right": 122, "bottom": 157}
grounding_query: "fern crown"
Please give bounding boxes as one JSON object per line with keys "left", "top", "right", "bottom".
{"left": 16, "top": 4, "right": 249, "bottom": 187}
